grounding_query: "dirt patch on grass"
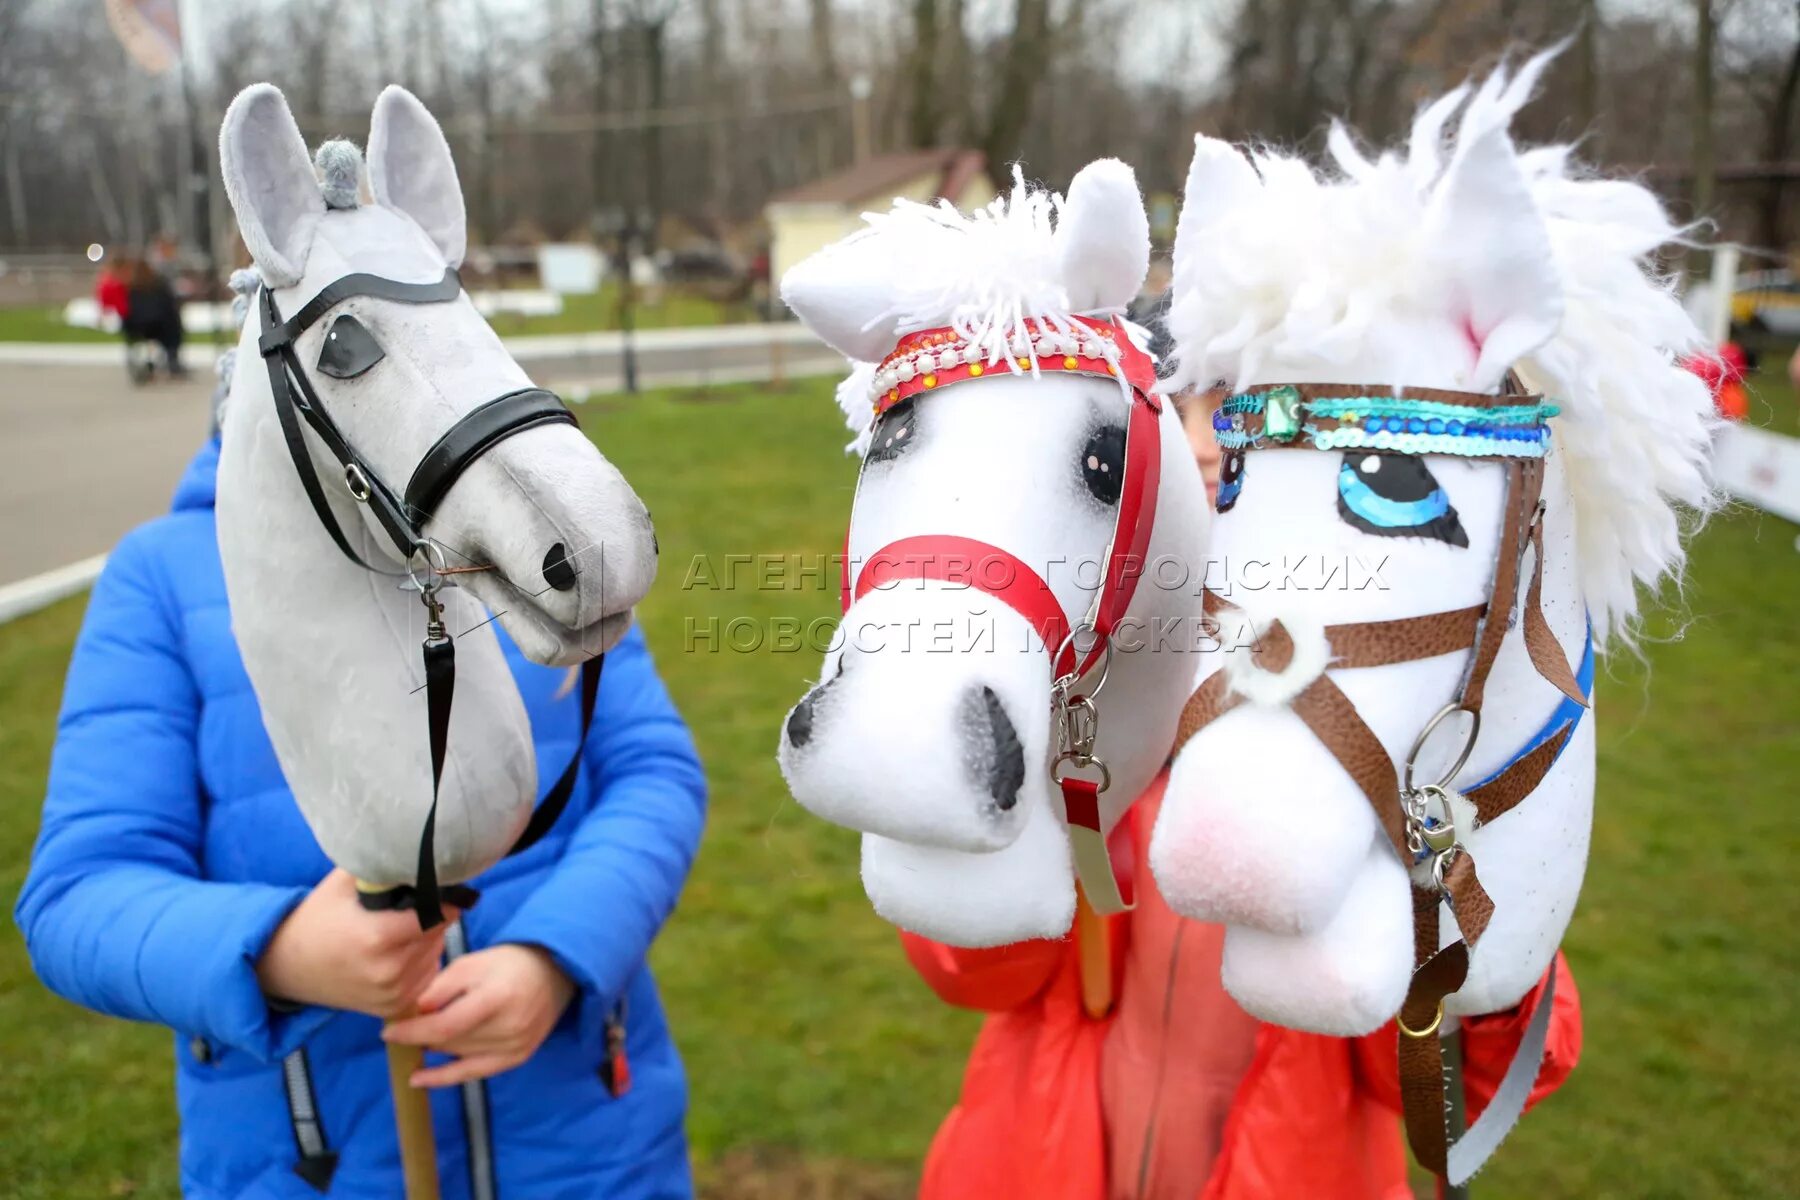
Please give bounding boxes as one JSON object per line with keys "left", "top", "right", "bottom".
{"left": 696, "top": 1150, "right": 915, "bottom": 1200}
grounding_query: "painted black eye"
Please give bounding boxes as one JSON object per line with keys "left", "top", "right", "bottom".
{"left": 317, "top": 314, "right": 386, "bottom": 379}
{"left": 1336, "top": 453, "right": 1468, "bottom": 547}
{"left": 1081, "top": 423, "right": 1125, "bottom": 506}
{"left": 866, "top": 398, "right": 919, "bottom": 465}
{"left": 1216, "top": 450, "right": 1245, "bottom": 512}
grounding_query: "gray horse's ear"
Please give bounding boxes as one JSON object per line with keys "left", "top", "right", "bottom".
{"left": 368, "top": 85, "right": 466, "bottom": 268}
{"left": 219, "top": 84, "right": 321, "bottom": 289}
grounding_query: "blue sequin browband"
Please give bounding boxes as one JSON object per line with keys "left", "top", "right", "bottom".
{"left": 1210, "top": 382, "right": 1560, "bottom": 460}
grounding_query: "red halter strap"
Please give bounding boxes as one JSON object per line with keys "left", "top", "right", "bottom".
{"left": 839, "top": 315, "right": 1163, "bottom": 681}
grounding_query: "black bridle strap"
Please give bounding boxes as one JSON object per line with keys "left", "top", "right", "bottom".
{"left": 511, "top": 654, "right": 604, "bottom": 855}
{"left": 405, "top": 390, "right": 576, "bottom": 525}
{"left": 258, "top": 268, "right": 462, "bottom": 355}
{"left": 261, "top": 283, "right": 422, "bottom": 561}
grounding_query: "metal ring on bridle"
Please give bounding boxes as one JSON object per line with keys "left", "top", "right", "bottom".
{"left": 343, "top": 462, "right": 373, "bottom": 502}
{"left": 1052, "top": 623, "right": 1113, "bottom": 699}
{"left": 1051, "top": 751, "right": 1112, "bottom": 792}
{"left": 1396, "top": 998, "right": 1445, "bottom": 1039}
{"left": 1402, "top": 703, "right": 1481, "bottom": 792}
{"left": 406, "top": 539, "right": 454, "bottom": 596}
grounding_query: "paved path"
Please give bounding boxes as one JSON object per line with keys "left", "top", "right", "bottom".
{"left": 0, "top": 363, "right": 214, "bottom": 586}
{"left": 0, "top": 336, "right": 841, "bottom": 593}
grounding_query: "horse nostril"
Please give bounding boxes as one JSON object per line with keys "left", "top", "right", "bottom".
{"left": 785, "top": 658, "right": 846, "bottom": 751}
{"left": 786, "top": 693, "right": 816, "bottom": 748}
{"left": 961, "top": 686, "right": 1025, "bottom": 811}
{"left": 542, "top": 542, "right": 578, "bottom": 592}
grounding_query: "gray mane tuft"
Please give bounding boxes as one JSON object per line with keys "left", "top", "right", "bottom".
{"left": 314, "top": 139, "right": 364, "bottom": 210}
{"left": 211, "top": 266, "right": 264, "bottom": 432}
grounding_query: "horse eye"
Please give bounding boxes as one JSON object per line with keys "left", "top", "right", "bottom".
{"left": 866, "top": 398, "right": 919, "bottom": 465}
{"left": 1216, "top": 450, "right": 1245, "bottom": 512}
{"left": 317, "top": 314, "right": 386, "bottom": 379}
{"left": 1336, "top": 453, "right": 1468, "bottom": 547}
{"left": 1081, "top": 423, "right": 1125, "bottom": 506}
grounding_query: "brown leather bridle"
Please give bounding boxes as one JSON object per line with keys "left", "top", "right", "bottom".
{"left": 1173, "top": 378, "right": 1590, "bottom": 1183}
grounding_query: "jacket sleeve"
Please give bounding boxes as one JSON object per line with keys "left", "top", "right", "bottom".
{"left": 900, "top": 932, "right": 1068, "bottom": 1012}
{"left": 1351, "top": 950, "right": 1582, "bottom": 1120}
{"left": 13, "top": 532, "right": 328, "bottom": 1061}
{"left": 495, "top": 624, "right": 706, "bottom": 1059}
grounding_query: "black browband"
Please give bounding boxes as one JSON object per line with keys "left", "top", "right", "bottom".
{"left": 257, "top": 268, "right": 597, "bottom": 929}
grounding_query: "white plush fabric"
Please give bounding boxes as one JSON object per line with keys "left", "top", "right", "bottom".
{"left": 1157, "top": 55, "right": 1714, "bottom": 1034}
{"left": 219, "top": 84, "right": 324, "bottom": 288}
{"left": 778, "top": 162, "right": 1212, "bottom": 946}
{"left": 214, "top": 84, "right": 656, "bottom": 887}
{"left": 368, "top": 85, "right": 467, "bottom": 268}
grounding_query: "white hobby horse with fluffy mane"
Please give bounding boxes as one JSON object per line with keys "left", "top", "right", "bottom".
{"left": 777, "top": 163, "right": 1210, "bottom": 954}
{"left": 214, "top": 83, "right": 657, "bottom": 915}
{"left": 1155, "top": 56, "right": 1715, "bottom": 1180}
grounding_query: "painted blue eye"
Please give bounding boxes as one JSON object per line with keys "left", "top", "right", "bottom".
{"left": 1336, "top": 453, "right": 1468, "bottom": 547}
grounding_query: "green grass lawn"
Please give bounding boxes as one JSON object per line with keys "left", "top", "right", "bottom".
{"left": 0, "top": 282, "right": 757, "bottom": 345}
{"left": 1, "top": 373, "right": 1797, "bottom": 1197}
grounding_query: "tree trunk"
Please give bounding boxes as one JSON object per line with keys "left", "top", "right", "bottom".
{"left": 1577, "top": 0, "right": 1601, "bottom": 149}
{"left": 591, "top": 0, "right": 612, "bottom": 224}
{"left": 908, "top": 0, "right": 941, "bottom": 148}
{"left": 643, "top": 15, "right": 667, "bottom": 247}
{"left": 1759, "top": 1, "right": 1800, "bottom": 253}
{"left": 982, "top": 0, "right": 1056, "bottom": 170}
{"left": 1693, "top": 0, "right": 1717, "bottom": 240}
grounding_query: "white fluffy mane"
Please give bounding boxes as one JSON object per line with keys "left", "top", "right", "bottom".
{"left": 814, "top": 163, "right": 1149, "bottom": 454}
{"left": 857, "top": 167, "right": 1087, "bottom": 355}
{"left": 1164, "top": 50, "right": 1719, "bottom": 646}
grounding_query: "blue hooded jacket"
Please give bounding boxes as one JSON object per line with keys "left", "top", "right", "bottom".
{"left": 16, "top": 440, "right": 707, "bottom": 1199}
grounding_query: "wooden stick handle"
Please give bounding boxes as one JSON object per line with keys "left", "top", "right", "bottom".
{"left": 356, "top": 880, "right": 441, "bottom": 1200}
{"left": 384, "top": 1032, "right": 440, "bottom": 1200}
{"left": 1074, "top": 884, "right": 1114, "bottom": 1020}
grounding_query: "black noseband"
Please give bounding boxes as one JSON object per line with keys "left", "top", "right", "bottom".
{"left": 405, "top": 389, "right": 574, "bottom": 526}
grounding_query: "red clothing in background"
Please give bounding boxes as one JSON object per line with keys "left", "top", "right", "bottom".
{"left": 903, "top": 773, "right": 1581, "bottom": 1200}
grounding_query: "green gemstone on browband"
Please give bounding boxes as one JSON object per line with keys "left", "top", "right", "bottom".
{"left": 1263, "top": 385, "right": 1303, "bottom": 441}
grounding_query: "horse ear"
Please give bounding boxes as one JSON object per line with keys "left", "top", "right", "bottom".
{"left": 367, "top": 85, "right": 467, "bottom": 268}
{"left": 1171, "top": 136, "right": 1261, "bottom": 298}
{"left": 219, "top": 84, "right": 321, "bottom": 289}
{"left": 780, "top": 234, "right": 905, "bottom": 363}
{"left": 1424, "top": 123, "right": 1563, "bottom": 391}
{"left": 1055, "top": 158, "right": 1148, "bottom": 312}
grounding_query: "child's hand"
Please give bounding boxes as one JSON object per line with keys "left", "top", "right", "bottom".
{"left": 382, "top": 944, "right": 575, "bottom": 1088}
{"left": 255, "top": 868, "right": 453, "bottom": 1018}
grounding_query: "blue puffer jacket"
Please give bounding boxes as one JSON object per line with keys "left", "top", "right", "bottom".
{"left": 16, "top": 440, "right": 707, "bottom": 1199}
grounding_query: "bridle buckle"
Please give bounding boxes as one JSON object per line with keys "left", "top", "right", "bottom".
{"left": 344, "top": 462, "right": 373, "bottom": 502}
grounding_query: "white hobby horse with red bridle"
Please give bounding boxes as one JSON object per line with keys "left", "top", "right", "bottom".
{"left": 776, "top": 163, "right": 1210, "bottom": 971}
{"left": 1155, "top": 56, "right": 1715, "bottom": 1182}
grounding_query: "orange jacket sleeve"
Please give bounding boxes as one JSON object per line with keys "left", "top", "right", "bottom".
{"left": 900, "top": 931, "right": 1071, "bottom": 1013}
{"left": 1351, "top": 950, "right": 1582, "bottom": 1121}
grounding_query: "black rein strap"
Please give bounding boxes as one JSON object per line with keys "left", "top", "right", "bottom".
{"left": 257, "top": 270, "right": 602, "bottom": 930}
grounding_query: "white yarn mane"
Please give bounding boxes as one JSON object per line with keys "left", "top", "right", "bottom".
{"left": 861, "top": 166, "right": 1084, "bottom": 352}
{"left": 1163, "top": 51, "right": 1719, "bottom": 645}
{"left": 831, "top": 168, "right": 1133, "bottom": 453}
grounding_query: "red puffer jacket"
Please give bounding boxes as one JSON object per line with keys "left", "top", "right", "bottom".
{"left": 903, "top": 773, "right": 1581, "bottom": 1200}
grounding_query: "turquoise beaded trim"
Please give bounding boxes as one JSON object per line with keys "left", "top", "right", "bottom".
{"left": 1213, "top": 391, "right": 1560, "bottom": 459}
